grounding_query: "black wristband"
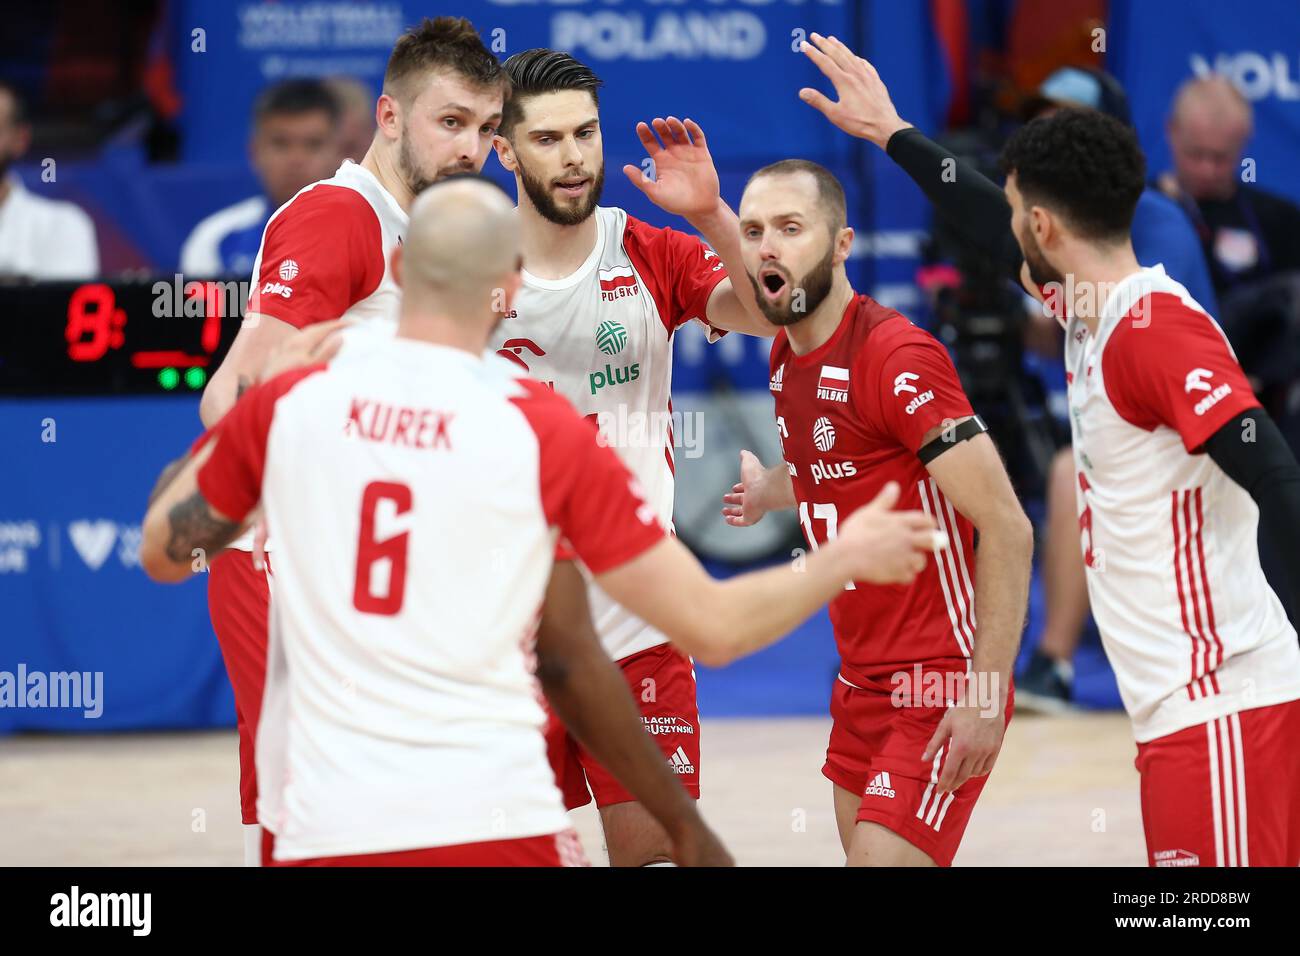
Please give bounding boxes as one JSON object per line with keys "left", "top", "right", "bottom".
{"left": 917, "top": 415, "right": 988, "bottom": 465}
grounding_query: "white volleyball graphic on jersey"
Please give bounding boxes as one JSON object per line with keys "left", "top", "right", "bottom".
{"left": 812, "top": 416, "right": 836, "bottom": 452}
{"left": 596, "top": 320, "right": 627, "bottom": 356}
{"left": 278, "top": 259, "right": 300, "bottom": 281}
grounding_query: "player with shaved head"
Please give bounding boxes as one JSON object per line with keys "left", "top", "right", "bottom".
{"left": 140, "top": 174, "right": 943, "bottom": 866}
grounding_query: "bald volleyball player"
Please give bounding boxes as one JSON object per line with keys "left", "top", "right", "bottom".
{"left": 141, "top": 175, "right": 942, "bottom": 866}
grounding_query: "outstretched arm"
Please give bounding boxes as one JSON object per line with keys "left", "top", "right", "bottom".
{"left": 534, "top": 561, "right": 732, "bottom": 866}
{"left": 597, "top": 482, "right": 940, "bottom": 667}
{"left": 797, "top": 32, "right": 1022, "bottom": 279}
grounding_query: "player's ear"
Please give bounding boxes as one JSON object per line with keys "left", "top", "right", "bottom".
{"left": 492, "top": 133, "right": 516, "bottom": 172}
{"left": 833, "top": 225, "right": 854, "bottom": 265}
{"left": 1030, "top": 205, "right": 1053, "bottom": 246}
{"left": 374, "top": 92, "right": 401, "bottom": 143}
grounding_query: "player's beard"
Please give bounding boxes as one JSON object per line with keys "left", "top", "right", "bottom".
{"left": 399, "top": 128, "right": 475, "bottom": 197}
{"left": 747, "top": 244, "right": 836, "bottom": 327}
{"left": 517, "top": 153, "right": 604, "bottom": 226}
{"left": 1019, "top": 222, "right": 1065, "bottom": 289}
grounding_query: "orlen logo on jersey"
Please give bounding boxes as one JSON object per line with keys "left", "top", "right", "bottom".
{"left": 260, "top": 281, "right": 292, "bottom": 299}
{"left": 817, "top": 365, "right": 849, "bottom": 403}
{"left": 810, "top": 459, "right": 857, "bottom": 485}
{"left": 598, "top": 265, "right": 640, "bottom": 302}
{"left": 278, "top": 259, "right": 299, "bottom": 281}
{"left": 1185, "top": 368, "right": 1214, "bottom": 393}
{"left": 589, "top": 362, "right": 640, "bottom": 395}
{"left": 1185, "top": 367, "right": 1233, "bottom": 415}
{"left": 904, "top": 390, "right": 935, "bottom": 415}
{"left": 893, "top": 371, "right": 920, "bottom": 395}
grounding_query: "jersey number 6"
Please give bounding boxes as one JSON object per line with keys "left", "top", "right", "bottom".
{"left": 354, "top": 480, "right": 412, "bottom": 615}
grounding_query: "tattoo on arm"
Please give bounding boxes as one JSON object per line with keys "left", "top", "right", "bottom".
{"left": 164, "top": 491, "right": 240, "bottom": 564}
{"left": 147, "top": 455, "right": 190, "bottom": 506}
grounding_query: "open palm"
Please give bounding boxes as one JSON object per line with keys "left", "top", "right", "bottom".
{"left": 622, "top": 117, "right": 720, "bottom": 220}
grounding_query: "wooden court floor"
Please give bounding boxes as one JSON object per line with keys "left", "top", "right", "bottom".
{"left": 0, "top": 712, "right": 1144, "bottom": 866}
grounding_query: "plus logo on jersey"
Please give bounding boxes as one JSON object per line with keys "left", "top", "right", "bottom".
{"left": 278, "top": 258, "right": 300, "bottom": 281}
{"left": 817, "top": 365, "right": 850, "bottom": 403}
{"left": 812, "top": 416, "right": 836, "bottom": 452}
{"left": 1185, "top": 367, "right": 1233, "bottom": 416}
{"left": 595, "top": 320, "right": 627, "bottom": 356}
{"left": 589, "top": 320, "right": 640, "bottom": 394}
{"left": 598, "top": 265, "right": 640, "bottom": 301}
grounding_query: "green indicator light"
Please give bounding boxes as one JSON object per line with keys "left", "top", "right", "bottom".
{"left": 158, "top": 367, "right": 180, "bottom": 390}
{"left": 185, "top": 367, "right": 207, "bottom": 390}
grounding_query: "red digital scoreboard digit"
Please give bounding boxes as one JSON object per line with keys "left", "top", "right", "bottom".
{"left": 62, "top": 281, "right": 224, "bottom": 377}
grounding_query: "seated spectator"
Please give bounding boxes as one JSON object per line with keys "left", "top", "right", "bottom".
{"left": 179, "top": 78, "right": 340, "bottom": 277}
{"left": 323, "top": 76, "right": 375, "bottom": 163}
{"left": 0, "top": 81, "right": 99, "bottom": 279}
{"left": 1157, "top": 75, "right": 1300, "bottom": 298}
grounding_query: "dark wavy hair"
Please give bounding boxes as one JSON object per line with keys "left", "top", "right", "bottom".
{"left": 498, "top": 49, "right": 603, "bottom": 138}
{"left": 999, "top": 107, "right": 1146, "bottom": 241}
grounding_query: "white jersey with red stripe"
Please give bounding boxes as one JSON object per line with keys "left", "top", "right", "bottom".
{"left": 1066, "top": 265, "right": 1300, "bottom": 742}
{"left": 193, "top": 328, "right": 664, "bottom": 860}
{"left": 487, "top": 205, "right": 727, "bottom": 661}
{"left": 229, "top": 159, "right": 409, "bottom": 552}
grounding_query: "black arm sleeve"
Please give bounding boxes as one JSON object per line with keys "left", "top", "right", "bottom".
{"left": 1204, "top": 408, "right": 1300, "bottom": 615}
{"left": 885, "top": 127, "right": 1024, "bottom": 280}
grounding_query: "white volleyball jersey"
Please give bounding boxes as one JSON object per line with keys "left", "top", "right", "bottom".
{"left": 488, "top": 205, "right": 727, "bottom": 661}
{"left": 194, "top": 329, "right": 663, "bottom": 860}
{"left": 1065, "top": 265, "right": 1300, "bottom": 742}
{"left": 230, "top": 159, "right": 409, "bottom": 551}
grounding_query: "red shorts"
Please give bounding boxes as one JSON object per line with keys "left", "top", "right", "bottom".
{"left": 822, "top": 667, "right": 1013, "bottom": 867}
{"left": 207, "top": 549, "right": 272, "bottom": 825}
{"left": 263, "top": 828, "right": 588, "bottom": 867}
{"left": 546, "top": 643, "right": 700, "bottom": 810}
{"left": 1136, "top": 698, "right": 1300, "bottom": 867}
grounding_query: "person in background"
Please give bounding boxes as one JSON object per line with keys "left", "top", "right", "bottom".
{"left": 794, "top": 45, "right": 1223, "bottom": 712}
{"left": 0, "top": 80, "right": 98, "bottom": 279}
{"left": 1158, "top": 75, "right": 1300, "bottom": 300}
{"left": 179, "top": 78, "right": 341, "bottom": 277}
{"left": 323, "top": 76, "right": 377, "bottom": 163}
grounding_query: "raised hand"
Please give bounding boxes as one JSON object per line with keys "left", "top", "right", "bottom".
{"left": 797, "top": 33, "right": 912, "bottom": 149}
{"left": 622, "top": 117, "right": 721, "bottom": 222}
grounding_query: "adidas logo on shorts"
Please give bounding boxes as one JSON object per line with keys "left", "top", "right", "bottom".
{"left": 668, "top": 746, "right": 695, "bottom": 775}
{"left": 864, "top": 771, "right": 896, "bottom": 799}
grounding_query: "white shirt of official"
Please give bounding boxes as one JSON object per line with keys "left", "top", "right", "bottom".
{"left": 179, "top": 194, "right": 267, "bottom": 276}
{"left": 0, "top": 172, "right": 98, "bottom": 279}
